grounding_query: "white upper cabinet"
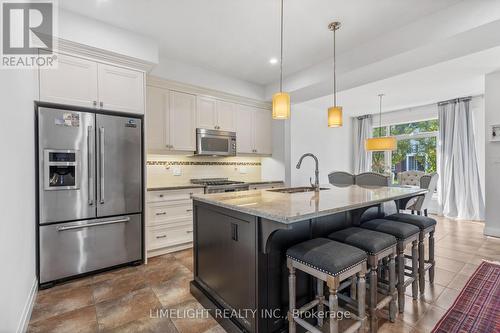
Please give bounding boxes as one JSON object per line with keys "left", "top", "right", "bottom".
{"left": 39, "top": 53, "right": 98, "bottom": 108}
{"left": 97, "top": 64, "right": 144, "bottom": 114}
{"left": 253, "top": 107, "right": 273, "bottom": 155}
{"left": 196, "top": 97, "right": 236, "bottom": 132}
{"left": 216, "top": 100, "right": 236, "bottom": 132}
{"left": 39, "top": 52, "right": 145, "bottom": 114}
{"left": 196, "top": 96, "right": 217, "bottom": 130}
{"left": 146, "top": 86, "right": 169, "bottom": 151}
{"left": 235, "top": 105, "right": 272, "bottom": 155}
{"left": 169, "top": 91, "right": 196, "bottom": 151}
{"left": 235, "top": 105, "right": 254, "bottom": 154}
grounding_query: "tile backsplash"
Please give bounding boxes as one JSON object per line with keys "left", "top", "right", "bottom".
{"left": 147, "top": 154, "right": 262, "bottom": 188}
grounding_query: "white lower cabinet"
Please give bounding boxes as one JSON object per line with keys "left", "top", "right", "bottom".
{"left": 146, "top": 187, "right": 203, "bottom": 257}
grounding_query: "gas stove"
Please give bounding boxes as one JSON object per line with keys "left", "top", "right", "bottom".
{"left": 190, "top": 178, "right": 249, "bottom": 193}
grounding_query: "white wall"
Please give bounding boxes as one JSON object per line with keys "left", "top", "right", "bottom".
{"left": 58, "top": 9, "right": 159, "bottom": 64}
{"left": 0, "top": 71, "right": 37, "bottom": 332}
{"left": 151, "top": 56, "right": 265, "bottom": 100}
{"left": 484, "top": 72, "right": 500, "bottom": 237}
{"left": 289, "top": 104, "right": 353, "bottom": 186}
{"left": 261, "top": 120, "right": 287, "bottom": 183}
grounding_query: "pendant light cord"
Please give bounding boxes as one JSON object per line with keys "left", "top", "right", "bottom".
{"left": 280, "top": 0, "right": 284, "bottom": 93}
{"left": 379, "top": 94, "right": 383, "bottom": 136}
{"left": 333, "top": 27, "right": 336, "bottom": 107}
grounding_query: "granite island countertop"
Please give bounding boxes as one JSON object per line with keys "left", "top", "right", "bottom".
{"left": 192, "top": 185, "right": 427, "bottom": 224}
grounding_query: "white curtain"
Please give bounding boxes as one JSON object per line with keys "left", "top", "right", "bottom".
{"left": 438, "top": 99, "right": 485, "bottom": 221}
{"left": 353, "top": 116, "right": 373, "bottom": 174}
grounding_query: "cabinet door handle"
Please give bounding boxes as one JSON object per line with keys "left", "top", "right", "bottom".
{"left": 231, "top": 223, "right": 238, "bottom": 241}
{"left": 155, "top": 212, "right": 167, "bottom": 216}
{"left": 156, "top": 235, "right": 167, "bottom": 239}
{"left": 186, "top": 230, "right": 193, "bottom": 234}
{"left": 186, "top": 209, "right": 193, "bottom": 212}
{"left": 93, "top": 100, "right": 97, "bottom": 107}
{"left": 99, "top": 101, "right": 104, "bottom": 108}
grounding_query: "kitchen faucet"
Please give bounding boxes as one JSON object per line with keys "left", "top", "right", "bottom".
{"left": 296, "top": 153, "right": 320, "bottom": 191}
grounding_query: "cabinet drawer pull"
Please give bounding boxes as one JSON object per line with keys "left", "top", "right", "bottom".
{"left": 186, "top": 209, "right": 193, "bottom": 212}
{"left": 155, "top": 212, "right": 167, "bottom": 216}
{"left": 159, "top": 194, "right": 164, "bottom": 198}
{"left": 186, "top": 230, "right": 193, "bottom": 234}
{"left": 156, "top": 235, "right": 167, "bottom": 239}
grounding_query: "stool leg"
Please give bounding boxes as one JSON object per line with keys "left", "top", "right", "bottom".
{"left": 388, "top": 253, "right": 396, "bottom": 322}
{"left": 418, "top": 232, "right": 425, "bottom": 295}
{"left": 357, "top": 272, "right": 366, "bottom": 332}
{"left": 369, "top": 265, "right": 378, "bottom": 333}
{"left": 350, "top": 276, "right": 357, "bottom": 300}
{"left": 329, "top": 288, "right": 339, "bottom": 333}
{"left": 397, "top": 243, "right": 405, "bottom": 313}
{"left": 429, "top": 231, "right": 435, "bottom": 284}
{"left": 411, "top": 240, "right": 419, "bottom": 300}
{"left": 288, "top": 266, "right": 296, "bottom": 333}
{"left": 317, "top": 278, "right": 324, "bottom": 328}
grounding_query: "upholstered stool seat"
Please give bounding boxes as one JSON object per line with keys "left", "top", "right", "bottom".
{"left": 385, "top": 213, "right": 437, "bottom": 295}
{"left": 360, "top": 219, "right": 420, "bottom": 313}
{"left": 328, "top": 227, "right": 396, "bottom": 254}
{"left": 385, "top": 213, "right": 436, "bottom": 229}
{"left": 328, "top": 228, "right": 397, "bottom": 333}
{"left": 286, "top": 238, "right": 367, "bottom": 333}
{"left": 287, "top": 238, "right": 367, "bottom": 275}
{"left": 361, "top": 219, "right": 420, "bottom": 240}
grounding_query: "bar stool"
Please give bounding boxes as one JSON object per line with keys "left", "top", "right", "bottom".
{"left": 287, "top": 238, "right": 367, "bottom": 333}
{"left": 359, "top": 219, "right": 420, "bottom": 312}
{"left": 328, "top": 227, "right": 397, "bottom": 333}
{"left": 384, "top": 213, "right": 437, "bottom": 294}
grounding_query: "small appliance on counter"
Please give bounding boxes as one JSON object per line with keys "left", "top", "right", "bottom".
{"left": 190, "top": 178, "right": 249, "bottom": 193}
{"left": 36, "top": 104, "right": 143, "bottom": 288}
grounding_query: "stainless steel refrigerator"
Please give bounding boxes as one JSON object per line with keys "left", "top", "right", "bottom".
{"left": 36, "top": 105, "right": 143, "bottom": 286}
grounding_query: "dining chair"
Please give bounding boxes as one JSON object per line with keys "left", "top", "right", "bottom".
{"left": 355, "top": 172, "right": 391, "bottom": 187}
{"left": 328, "top": 171, "right": 355, "bottom": 187}
{"left": 397, "top": 171, "right": 425, "bottom": 186}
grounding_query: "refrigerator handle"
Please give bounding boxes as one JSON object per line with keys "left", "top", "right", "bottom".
{"left": 99, "top": 127, "right": 105, "bottom": 204}
{"left": 87, "top": 126, "right": 94, "bottom": 205}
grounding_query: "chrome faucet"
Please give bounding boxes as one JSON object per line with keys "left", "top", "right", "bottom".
{"left": 296, "top": 153, "right": 320, "bottom": 191}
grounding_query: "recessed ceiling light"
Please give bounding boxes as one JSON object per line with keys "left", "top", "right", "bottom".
{"left": 269, "top": 58, "right": 278, "bottom": 65}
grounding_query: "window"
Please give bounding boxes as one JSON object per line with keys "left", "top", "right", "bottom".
{"left": 371, "top": 119, "right": 438, "bottom": 182}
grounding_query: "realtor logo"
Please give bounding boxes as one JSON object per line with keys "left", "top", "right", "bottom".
{"left": 1, "top": 0, "right": 57, "bottom": 68}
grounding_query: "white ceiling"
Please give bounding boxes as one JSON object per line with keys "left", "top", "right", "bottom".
{"left": 59, "top": 0, "right": 461, "bottom": 85}
{"left": 303, "top": 46, "right": 500, "bottom": 116}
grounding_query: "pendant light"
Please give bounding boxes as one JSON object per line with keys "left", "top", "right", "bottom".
{"left": 327, "top": 21, "right": 343, "bottom": 127}
{"left": 272, "top": 0, "right": 290, "bottom": 119}
{"left": 365, "top": 94, "right": 397, "bottom": 151}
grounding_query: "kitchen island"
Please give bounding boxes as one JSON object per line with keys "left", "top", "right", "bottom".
{"left": 190, "top": 185, "right": 426, "bottom": 333}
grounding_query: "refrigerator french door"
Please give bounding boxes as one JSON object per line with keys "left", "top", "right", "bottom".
{"left": 37, "top": 106, "right": 143, "bottom": 285}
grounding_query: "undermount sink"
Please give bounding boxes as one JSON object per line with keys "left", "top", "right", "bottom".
{"left": 267, "top": 186, "right": 330, "bottom": 194}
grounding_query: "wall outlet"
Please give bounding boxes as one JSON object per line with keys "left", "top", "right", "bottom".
{"left": 171, "top": 165, "right": 182, "bottom": 176}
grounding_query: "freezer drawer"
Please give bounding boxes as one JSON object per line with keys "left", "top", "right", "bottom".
{"left": 39, "top": 214, "right": 142, "bottom": 284}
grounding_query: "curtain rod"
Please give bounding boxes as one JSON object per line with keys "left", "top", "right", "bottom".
{"left": 437, "top": 96, "right": 473, "bottom": 106}
{"left": 357, "top": 114, "right": 372, "bottom": 120}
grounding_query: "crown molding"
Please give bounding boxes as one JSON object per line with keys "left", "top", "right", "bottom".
{"left": 147, "top": 75, "right": 271, "bottom": 110}
{"left": 52, "top": 38, "right": 156, "bottom": 72}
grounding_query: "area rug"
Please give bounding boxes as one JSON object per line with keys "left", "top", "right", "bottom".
{"left": 432, "top": 261, "right": 500, "bottom": 333}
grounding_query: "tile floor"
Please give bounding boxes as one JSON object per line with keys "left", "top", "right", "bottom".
{"left": 27, "top": 216, "right": 500, "bottom": 333}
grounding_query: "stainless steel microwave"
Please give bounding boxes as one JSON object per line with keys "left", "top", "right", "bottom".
{"left": 196, "top": 128, "right": 236, "bottom": 156}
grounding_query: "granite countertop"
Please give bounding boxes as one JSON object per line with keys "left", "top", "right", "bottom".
{"left": 192, "top": 185, "right": 427, "bottom": 224}
{"left": 245, "top": 180, "right": 284, "bottom": 185}
{"left": 147, "top": 180, "right": 284, "bottom": 191}
{"left": 147, "top": 184, "right": 206, "bottom": 191}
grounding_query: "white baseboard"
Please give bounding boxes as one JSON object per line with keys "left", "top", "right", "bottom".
{"left": 484, "top": 226, "right": 500, "bottom": 238}
{"left": 17, "top": 277, "right": 37, "bottom": 333}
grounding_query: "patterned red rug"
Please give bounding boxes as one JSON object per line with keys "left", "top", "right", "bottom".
{"left": 432, "top": 261, "right": 500, "bottom": 333}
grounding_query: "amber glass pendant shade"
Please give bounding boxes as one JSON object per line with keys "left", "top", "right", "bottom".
{"left": 365, "top": 136, "right": 397, "bottom": 151}
{"left": 328, "top": 106, "right": 343, "bottom": 127}
{"left": 272, "top": 92, "right": 291, "bottom": 119}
